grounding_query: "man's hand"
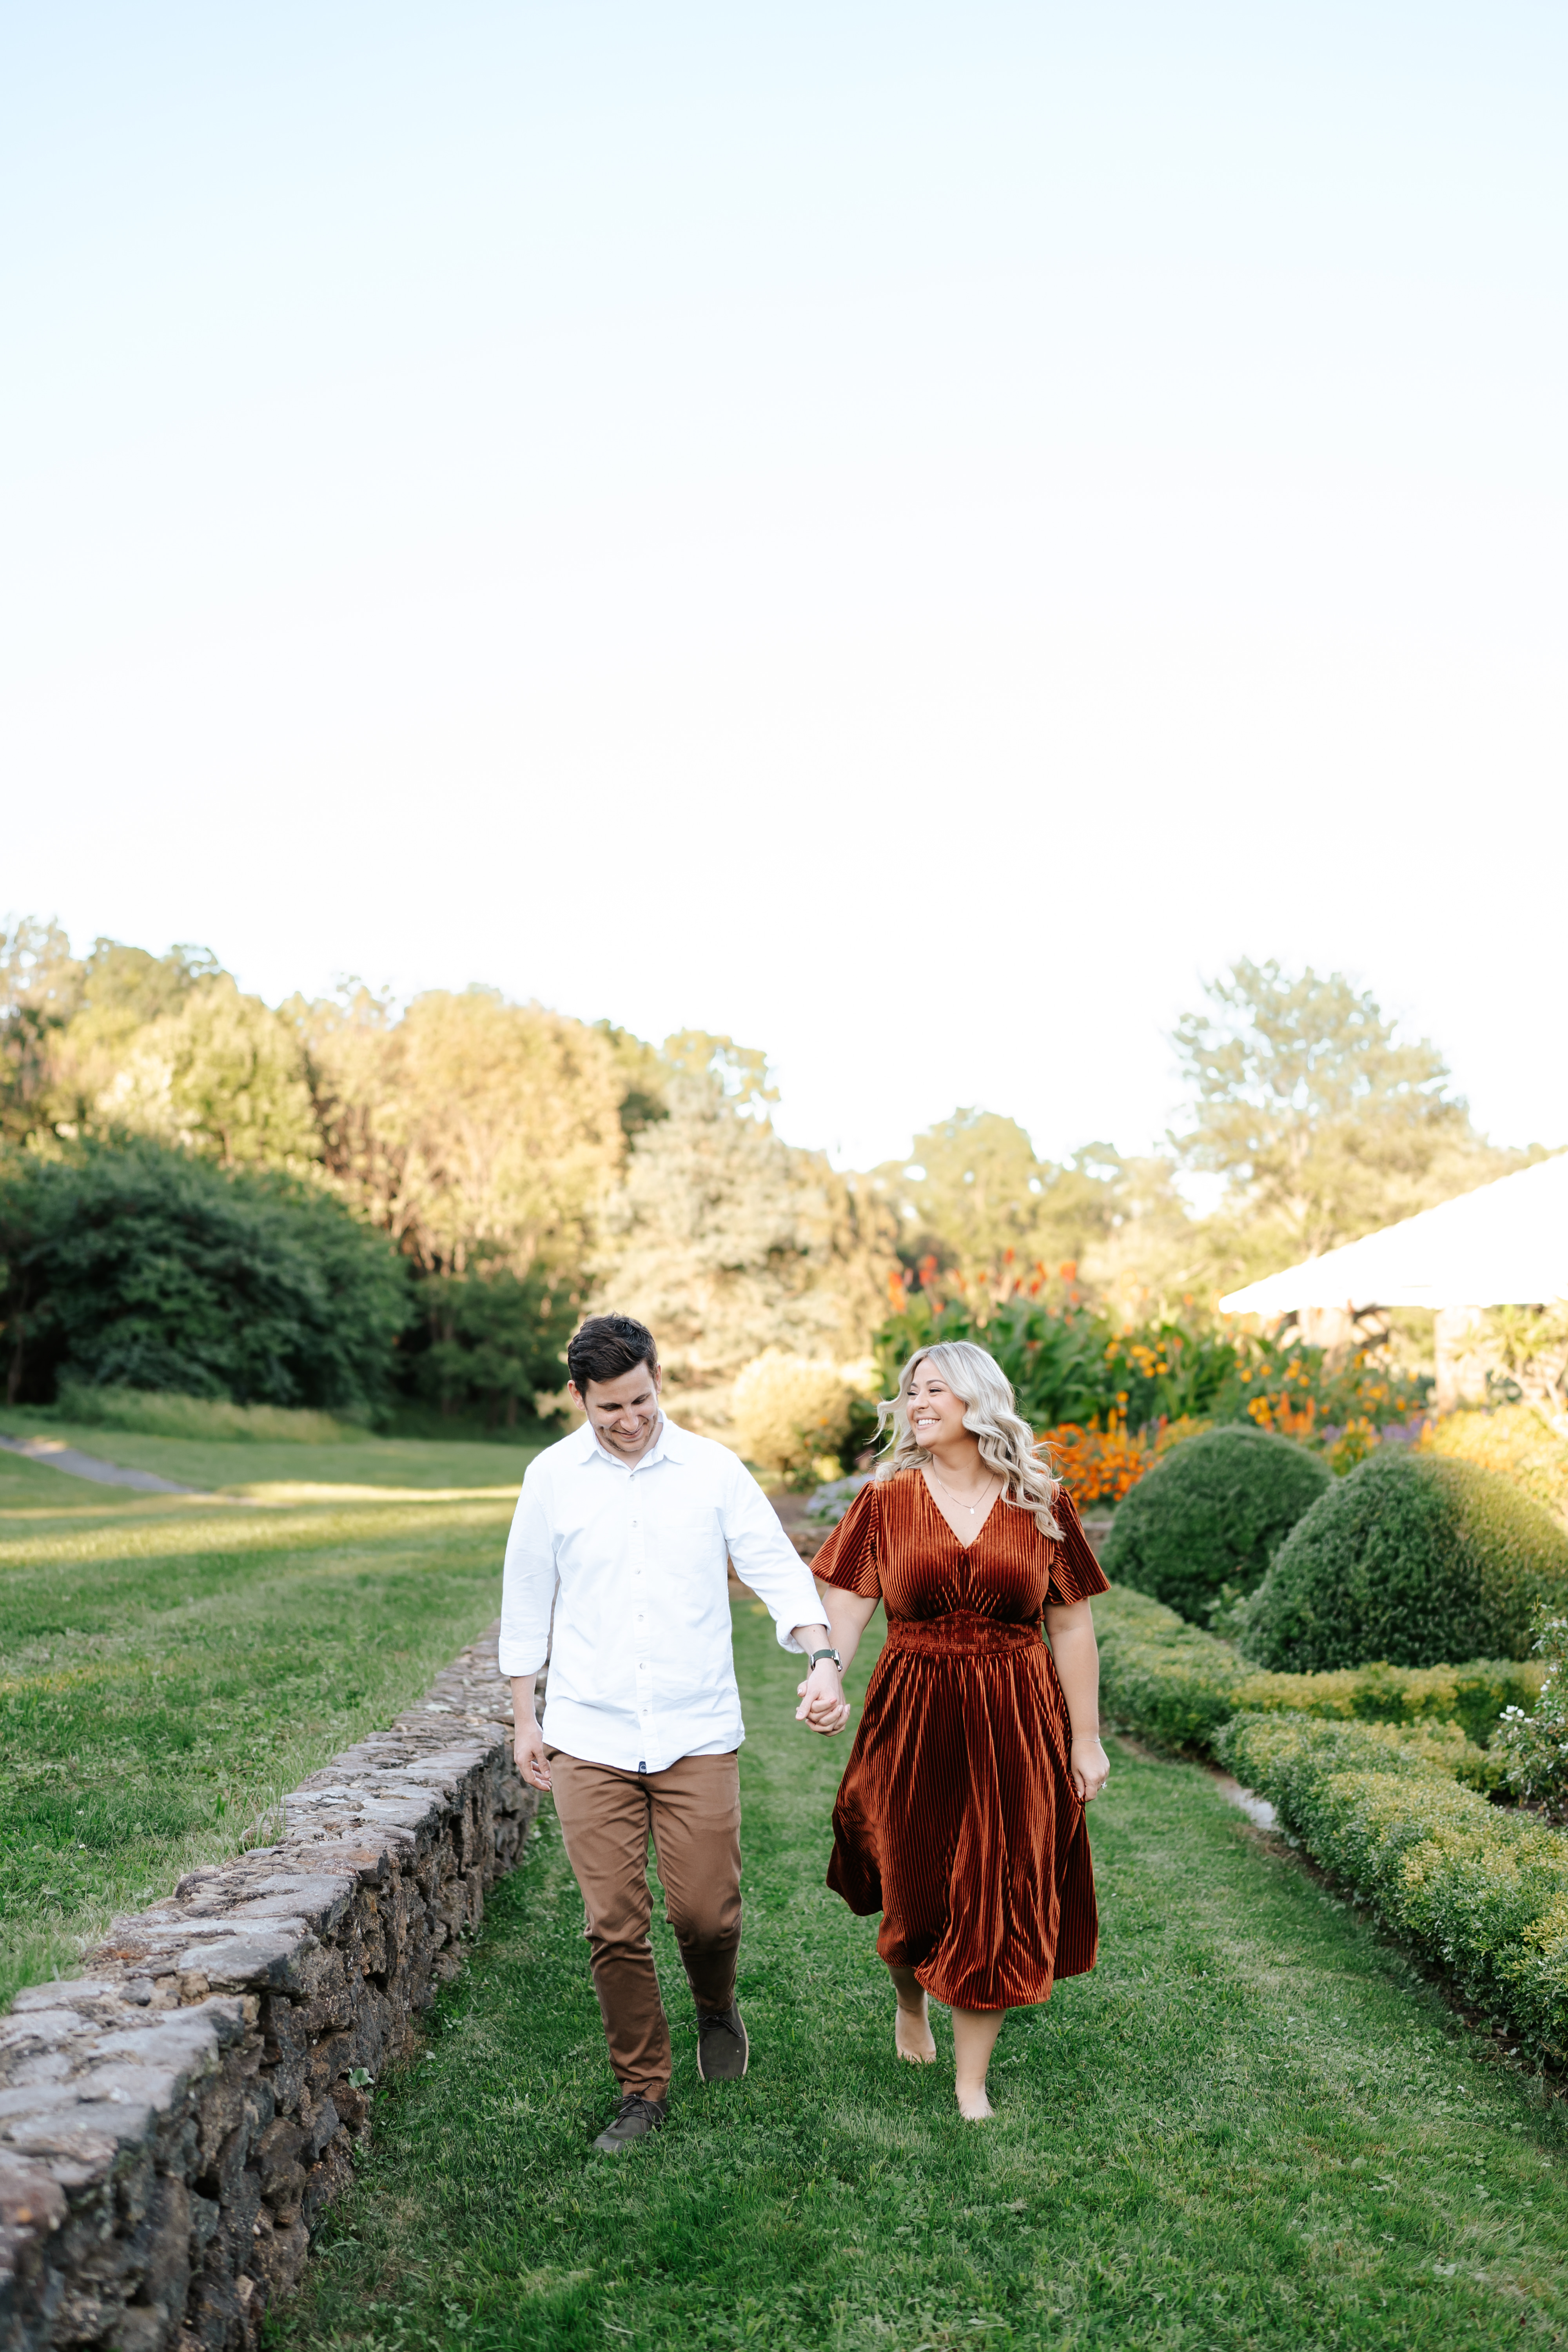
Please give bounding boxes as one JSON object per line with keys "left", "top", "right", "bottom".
{"left": 514, "top": 1714, "right": 552, "bottom": 1791}
{"left": 795, "top": 1659, "right": 849, "bottom": 1736}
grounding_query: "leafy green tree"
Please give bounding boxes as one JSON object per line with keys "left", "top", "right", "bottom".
{"left": 882, "top": 1111, "right": 1048, "bottom": 1274}
{"left": 79, "top": 938, "right": 220, "bottom": 1023}
{"left": 1172, "top": 960, "right": 1520, "bottom": 1285}
{"left": 0, "top": 918, "right": 82, "bottom": 1145}
{"left": 597, "top": 1071, "right": 897, "bottom": 1402}
{"left": 295, "top": 987, "right": 626, "bottom": 1278}
{"left": 1056, "top": 1148, "right": 1206, "bottom": 1323}
{"left": 872, "top": 1114, "right": 1199, "bottom": 1318}
{"left": 593, "top": 1020, "right": 673, "bottom": 1141}
{"left": 0, "top": 1140, "right": 407, "bottom": 1410}
{"left": 661, "top": 1031, "right": 778, "bottom": 1113}
{"left": 93, "top": 976, "right": 319, "bottom": 1169}
{"left": 46, "top": 938, "right": 222, "bottom": 1129}
{"left": 408, "top": 1266, "right": 579, "bottom": 1427}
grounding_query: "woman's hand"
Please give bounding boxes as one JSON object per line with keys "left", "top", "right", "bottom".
{"left": 1070, "top": 1733, "right": 1110, "bottom": 1804}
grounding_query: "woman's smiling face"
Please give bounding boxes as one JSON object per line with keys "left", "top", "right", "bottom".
{"left": 906, "top": 1359, "right": 971, "bottom": 1451}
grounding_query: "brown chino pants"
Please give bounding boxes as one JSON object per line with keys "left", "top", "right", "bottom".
{"left": 547, "top": 1747, "right": 742, "bottom": 2101}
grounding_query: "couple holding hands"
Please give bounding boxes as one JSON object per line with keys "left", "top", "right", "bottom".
{"left": 501, "top": 1312, "right": 1109, "bottom": 2154}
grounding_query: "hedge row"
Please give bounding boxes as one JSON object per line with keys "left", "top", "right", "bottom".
{"left": 1216, "top": 1712, "right": 1568, "bottom": 2065}
{"left": 1093, "top": 1583, "right": 1544, "bottom": 1759}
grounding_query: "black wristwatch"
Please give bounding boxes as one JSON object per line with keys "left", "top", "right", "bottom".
{"left": 809, "top": 1647, "right": 843, "bottom": 1670}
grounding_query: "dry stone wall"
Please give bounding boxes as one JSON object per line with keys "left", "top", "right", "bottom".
{"left": 1, "top": 1628, "right": 536, "bottom": 2352}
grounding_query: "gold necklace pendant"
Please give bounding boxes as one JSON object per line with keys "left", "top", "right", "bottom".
{"left": 931, "top": 1465, "right": 993, "bottom": 1515}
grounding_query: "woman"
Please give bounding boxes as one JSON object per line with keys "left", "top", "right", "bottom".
{"left": 799, "top": 1340, "right": 1110, "bottom": 2119}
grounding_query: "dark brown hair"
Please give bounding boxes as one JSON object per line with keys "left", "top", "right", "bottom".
{"left": 567, "top": 1312, "right": 659, "bottom": 1396}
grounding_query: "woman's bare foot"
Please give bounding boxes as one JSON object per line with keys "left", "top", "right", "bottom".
{"left": 894, "top": 1996, "right": 938, "bottom": 2063}
{"left": 950, "top": 2004, "right": 1005, "bottom": 2120}
{"left": 886, "top": 1963, "right": 938, "bottom": 2063}
{"left": 959, "top": 2004, "right": 1006, "bottom": 2117}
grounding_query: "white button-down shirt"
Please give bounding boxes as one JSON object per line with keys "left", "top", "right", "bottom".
{"left": 498, "top": 1414, "right": 826, "bottom": 1774}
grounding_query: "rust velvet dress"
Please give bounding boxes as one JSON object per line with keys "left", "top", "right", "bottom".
{"left": 816, "top": 1471, "right": 1109, "bottom": 2013}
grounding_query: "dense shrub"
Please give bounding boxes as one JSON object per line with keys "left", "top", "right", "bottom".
{"left": 1099, "top": 1425, "right": 1330, "bottom": 1626}
{"left": 0, "top": 1140, "right": 407, "bottom": 1413}
{"left": 1094, "top": 1583, "right": 1539, "bottom": 1756}
{"left": 1242, "top": 1450, "right": 1568, "bottom": 1672}
{"left": 1492, "top": 1605, "right": 1568, "bottom": 1814}
{"left": 1217, "top": 1711, "right": 1568, "bottom": 2065}
{"left": 1421, "top": 1405, "right": 1568, "bottom": 1525}
{"left": 731, "top": 1351, "right": 867, "bottom": 1485}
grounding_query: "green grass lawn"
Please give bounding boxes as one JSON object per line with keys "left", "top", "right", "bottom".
{"left": 0, "top": 1439, "right": 535, "bottom": 2007}
{"left": 0, "top": 1405, "right": 544, "bottom": 1496}
{"left": 279, "top": 1603, "right": 1568, "bottom": 2352}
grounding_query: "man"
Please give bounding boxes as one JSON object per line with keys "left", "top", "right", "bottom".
{"left": 501, "top": 1312, "right": 845, "bottom": 2154}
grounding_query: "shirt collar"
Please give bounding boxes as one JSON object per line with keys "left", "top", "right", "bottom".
{"left": 579, "top": 1411, "right": 685, "bottom": 1473}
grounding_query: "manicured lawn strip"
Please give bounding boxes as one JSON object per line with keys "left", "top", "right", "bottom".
{"left": 0, "top": 1406, "right": 545, "bottom": 1495}
{"left": 279, "top": 1604, "right": 1568, "bottom": 2352}
{"left": 0, "top": 1461, "right": 516, "bottom": 2006}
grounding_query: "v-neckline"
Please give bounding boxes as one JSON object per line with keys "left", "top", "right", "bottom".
{"left": 918, "top": 1465, "right": 1003, "bottom": 1552}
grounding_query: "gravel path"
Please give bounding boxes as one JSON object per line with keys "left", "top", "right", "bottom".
{"left": 0, "top": 1431, "right": 204, "bottom": 1494}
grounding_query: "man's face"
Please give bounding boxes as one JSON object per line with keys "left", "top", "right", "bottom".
{"left": 570, "top": 1358, "right": 662, "bottom": 1459}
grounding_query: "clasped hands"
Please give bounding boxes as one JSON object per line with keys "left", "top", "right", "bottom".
{"left": 795, "top": 1658, "right": 849, "bottom": 1736}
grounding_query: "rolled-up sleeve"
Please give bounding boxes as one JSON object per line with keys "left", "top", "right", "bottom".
{"left": 498, "top": 1468, "right": 559, "bottom": 1678}
{"left": 720, "top": 1463, "right": 827, "bottom": 1653}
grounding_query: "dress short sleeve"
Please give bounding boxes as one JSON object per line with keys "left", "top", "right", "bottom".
{"left": 811, "top": 1480, "right": 881, "bottom": 1599}
{"left": 1047, "top": 1487, "right": 1111, "bottom": 1607}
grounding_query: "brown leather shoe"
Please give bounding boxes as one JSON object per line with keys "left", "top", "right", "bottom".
{"left": 591, "top": 2092, "right": 668, "bottom": 2153}
{"left": 696, "top": 2003, "right": 749, "bottom": 2082}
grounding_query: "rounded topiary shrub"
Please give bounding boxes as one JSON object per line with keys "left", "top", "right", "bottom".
{"left": 1241, "top": 1449, "right": 1568, "bottom": 1672}
{"left": 1098, "top": 1425, "right": 1332, "bottom": 1626}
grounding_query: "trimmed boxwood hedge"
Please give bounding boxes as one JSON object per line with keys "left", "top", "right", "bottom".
{"left": 1241, "top": 1448, "right": 1568, "bottom": 1672}
{"left": 1093, "top": 1582, "right": 1540, "bottom": 1758}
{"left": 1218, "top": 1711, "right": 1568, "bottom": 2065}
{"left": 1098, "top": 1424, "right": 1330, "bottom": 1625}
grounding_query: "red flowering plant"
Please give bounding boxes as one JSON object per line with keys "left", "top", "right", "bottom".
{"left": 871, "top": 1259, "right": 1430, "bottom": 1506}
{"left": 875, "top": 1255, "right": 1116, "bottom": 1429}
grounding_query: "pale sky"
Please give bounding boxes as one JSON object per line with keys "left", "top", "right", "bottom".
{"left": 4, "top": 2, "right": 1564, "bottom": 1169}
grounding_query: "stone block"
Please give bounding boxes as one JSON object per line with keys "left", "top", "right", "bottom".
{"left": 0, "top": 2161, "right": 66, "bottom": 2239}
{"left": 177, "top": 1935, "right": 304, "bottom": 1994}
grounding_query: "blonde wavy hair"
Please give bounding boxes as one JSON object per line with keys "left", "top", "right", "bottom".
{"left": 876, "top": 1339, "right": 1062, "bottom": 1537}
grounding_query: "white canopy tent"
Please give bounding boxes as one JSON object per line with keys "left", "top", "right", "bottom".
{"left": 1218, "top": 1152, "right": 1568, "bottom": 1408}
{"left": 1219, "top": 1152, "right": 1568, "bottom": 1319}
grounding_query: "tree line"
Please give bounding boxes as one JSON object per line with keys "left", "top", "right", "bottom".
{"left": 0, "top": 918, "right": 1535, "bottom": 1430}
